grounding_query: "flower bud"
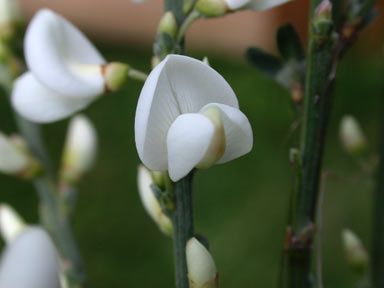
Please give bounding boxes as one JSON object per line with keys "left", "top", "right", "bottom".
{"left": 203, "top": 56, "right": 210, "bottom": 66}
{"left": 0, "top": 0, "right": 22, "bottom": 40}
{"left": 0, "top": 203, "right": 26, "bottom": 244}
{"left": 158, "top": 12, "right": 178, "bottom": 39}
{"left": 60, "top": 115, "right": 97, "bottom": 183}
{"left": 313, "top": 0, "right": 333, "bottom": 41}
{"left": 342, "top": 229, "right": 369, "bottom": 272}
{"left": 339, "top": 115, "right": 367, "bottom": 156}
{"left": 137, "top": 165, "right": 172, "bottom": 236}
{"left": 102, "top": 62, "right": 130, "bottom": 92}
{"left": 0, "top": 132, "right": 41, "bottom": 178}
{"left": 186, "top": 237, "right": 218, "bottom": 288}
{"left": 196, "top": 0, "right": 228, "bottom": 17}
{"left": 0, "top": 227, "right": 61, "bottom": 288}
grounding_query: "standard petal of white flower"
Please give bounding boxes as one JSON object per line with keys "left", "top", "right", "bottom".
{"left": 186, "top": 237, "right": 218, "bottom": 288}
{"left": 200, "top": 103, "right": 253, "bottom": 164}
{"left": 12, "top": 72, "right": 93, "bottom": 123}
{"left": 0, "top": 132, "right": 28, "bottom": 174}
{"left": 25, "top": 8, "right": 106, "bottom": 98}
{"left": 0, "top": 204, "right": 26, "bottom": 244}
{"left": 167, "top": 114, "right": 215, "bottom": 181}
{"left": 137, "top": 165, "right": 172, "bottom": 235}
{"left": 62, "top": 115, "right": 97, "bottom": 178}
{"left": 135, "top": 54, "right": 239, "bottom": 172}
{"left": 225, "top": 0, "right": 291, "bottom": 10}
{"left": 0, "top": 227, "right": 61, "bottom": 288}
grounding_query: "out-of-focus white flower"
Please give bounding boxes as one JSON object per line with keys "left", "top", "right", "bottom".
{"left": 0, "top": 203, "right": 26, "bottom": 244}
{"left": 61, "top": 115, "right": 97, "bottom": 183}
{"left": 138, "top": 165, "right": 172, "bottom": 235}
{"left": 196, "top": 0, "right": 291, "bottom": 16}
{"left": 342, "top": 229, "right": 369, "bottom": 271}
{"left": 11, "top": 9, "right": 128, "bottom": 123}
{"left": 0, "top": 132, "right": 29, "bottom": 175}
{"left": 0, "top": 227, "right": 62, "bottom": 288}
{"left": 186, "top": 237, "right": 218, "bottom": 288}
{"left": 339, "top": 115, "right": 367, "bottom": 155}
{"left": 135, "top": 54, "right": 253, "bottom": 182}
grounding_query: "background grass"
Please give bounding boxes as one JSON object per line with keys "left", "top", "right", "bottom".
{"left": 0, "top": 43, "right": 382, "bottom": 287}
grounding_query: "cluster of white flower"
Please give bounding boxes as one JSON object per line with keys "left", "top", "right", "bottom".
{"left": 0, "top": 0, "right": 293, "bottom": 286}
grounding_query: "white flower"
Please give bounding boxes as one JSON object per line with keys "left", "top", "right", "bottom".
{"left": 61, "top": 115, "right": 97, "bottom": 182}
{"left": 0, "top": 204, "right": 26, "bottom": 244}
{"left": 225, "top": 0, "right": 291, "bottom": 10}
{"left": 0, "top": 227, "right": 61, "bottom": 288}
{"left": 11, "top": 9, "right": 127, "bottom": 123}
{"left": 186, "top": 237, "right": 218, "bottom": 288}
{"left": 0, "top": 132, "right": 29, "bottom": 175}
{"left": 137, "top": 165, "right": 173, "bottom": 235}
{"left": 135, "top": 55, "right": 253, "bottom": 182}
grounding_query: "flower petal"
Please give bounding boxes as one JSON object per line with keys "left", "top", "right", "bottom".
{"left": 0, "top": 132, "right": 28, "bottom": 174}
{"left": 0, "top": 227, "right": 61, "bottom": 288}
{"left": 248, "top": 0, "right": 291, "bottom": 10}
{"left": 25, "top": 9, "right": 106, "bottom": 98}
{"left": 167, "top": 113, "right": 214, "bottom": 181}
{"left": 200, "top": 103, "right": 253, "bottom": 164}
{"left": 135, "top": 54, "right": 238, "bottom": 171}
{"left": 225, "top": 0, "right": 291, "bottom": 10}
{"left": 12, "top": 72, "right": 93, "bottom": 123}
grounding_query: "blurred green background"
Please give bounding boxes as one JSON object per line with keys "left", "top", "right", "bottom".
{"left": 0, "top": 40, "right": 382, "bottom": 288}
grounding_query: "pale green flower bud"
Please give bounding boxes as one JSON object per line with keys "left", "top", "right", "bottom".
{"left": 137, "top": 165, "right": 173, "bottom": 236}
{"left": 342, "top": 229, "right": 369, "bottom": 272}
{"left": 102, "top": 62, "right": 130, "bottom": 92}
{"left": 196, "top": 0, "right": 228, "bottom": 17}
{"left": 60, "top": 115, "right": 97, "bottom": 183}
{"left": 0, "top": 132, "right": 41, "bottom": 178}
{"left": 158, "top": 12, "right": 178, "bottom": 39}
{"left": 340, "top": 115, "right": 367, "bottom": 156}
{"left": 0, "top": 203, "right": 26, "bottom": 244}
{"left": 0, "top": 0, "right": 22, "bottom": 40}
{"left": 186, "top": 237, "right": 218, "bottom": 288}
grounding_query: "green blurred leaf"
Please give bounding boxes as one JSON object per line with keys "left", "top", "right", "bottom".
{"left": 277, "top": 24, "right": 304, "bottom": 61}
{"left": 246, "top": 47, "right": 284, "bottom": 78}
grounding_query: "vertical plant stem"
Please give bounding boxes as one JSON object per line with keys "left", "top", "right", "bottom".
{"left": 35, "top": 178, "right": 85, "bottom": 287}
{"left": 165, "top": 0, "right": 184, "bottom": 26}
{"left": 286, "top": 1, "right": 338, "bottom": 287}
{"left": 372, "top": 53, "right": 384, "bottom": 288}
{"left": 172, "top": 173, "right": 195, "bottom": 288}
{"left": 5, "top": 84, "right": 85, "bottom": 287}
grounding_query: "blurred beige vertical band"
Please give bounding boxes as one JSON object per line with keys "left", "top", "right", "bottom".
{"left": 17, "top": 0, "right": 383, "bottom": 55}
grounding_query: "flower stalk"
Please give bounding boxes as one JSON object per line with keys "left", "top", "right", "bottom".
{"left": 172, "top": 172, "right": 195, "bottom": 288}
{"left": 1, "top": 45, "right": 86, "bottom": 288}
{"left": 283, "top": 0, "right": 377, "bottom": 287}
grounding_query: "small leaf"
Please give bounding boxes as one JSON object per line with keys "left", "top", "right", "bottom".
{"left": 277, "top": 24, "right": 304, "bottom": 61}
{"left": 246, "top": 47, "right": 283, "bottom": 78}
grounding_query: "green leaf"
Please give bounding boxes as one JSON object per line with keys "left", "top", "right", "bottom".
{"left": 277, "top": 24, "right": 305, "bottom": 61}
{"left": 246, "top": 47, "right": 284, "bottom": 78}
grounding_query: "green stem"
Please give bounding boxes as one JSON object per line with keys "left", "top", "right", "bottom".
{"left": 165, "top": 0, "right": 184, "bottom": 26}
{"left": 35, "top": 178, "right": 85, "bottom": 287}
{"left": 128, "top": 68, "right": 148, "bottom": 82}
{"left": 172, "top": 172, "right": 195, "bottom": 288}
{"left": 176, "top": 10, "right": 200, "bottom": 43}
{"left": 372, "top": 54, "right": 384, "bottom": 288}
{"left": 285, "top": 1, "right": 338, "bottom": 287}
{"left": 4, "top": 84, "right": 85, "bottom": 287}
